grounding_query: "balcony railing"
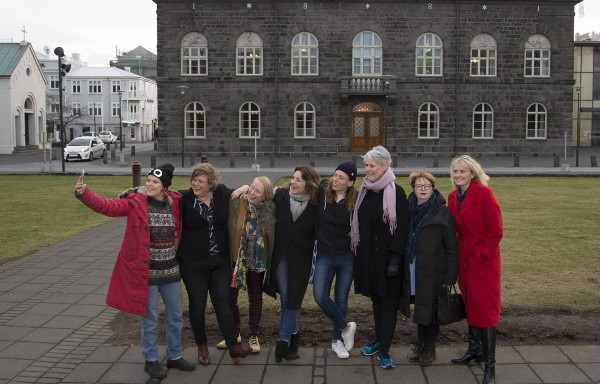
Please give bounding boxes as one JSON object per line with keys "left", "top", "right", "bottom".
{"left": 340, "top": 75, "right": 398, "bottom": 96}
{"left": 122, "top": 90, "right": 147, "bottom": 100}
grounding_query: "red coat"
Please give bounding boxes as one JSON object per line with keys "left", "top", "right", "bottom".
{"left": 77, "top": 187, "right": 182, "bottom": 316}
{"left": 448, "top": 181, "right": 502, "bottom": 327}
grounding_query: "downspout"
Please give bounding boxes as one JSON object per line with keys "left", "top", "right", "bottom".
{"left": 454, "top": 0, "right": 459, "bottom": 155}
{"left": 275, "top": 1, "right": 280, "bottom": 154}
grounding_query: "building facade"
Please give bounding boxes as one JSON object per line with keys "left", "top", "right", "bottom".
{"left": 0, "top": 42, "right": 47, "bottom": 154}
{"left": 574, "top": 32, "right": 600, "bottom": 147}
{"left": 110, "top": 46, "right": 158, "bottom": 79}
{"left": 154, "top": 0, "right": 581, "bottom": 157}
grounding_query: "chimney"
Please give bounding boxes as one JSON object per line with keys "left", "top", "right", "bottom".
{"left": 125, "top": 67, "right": 131, "bottom": 72}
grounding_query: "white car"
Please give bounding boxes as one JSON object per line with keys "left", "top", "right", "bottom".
{"left": 64, "top": 137, "right": 106, "bottom": 161}
{"left": 99, "top": 131, "right": 117, "bottom": 144}
{"left": 81, "top": 131, "right": 98, "bottom": 138}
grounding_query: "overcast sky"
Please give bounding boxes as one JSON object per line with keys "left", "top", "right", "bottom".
{"left": 0, "top": 0, "right": 598, "bottom": 68}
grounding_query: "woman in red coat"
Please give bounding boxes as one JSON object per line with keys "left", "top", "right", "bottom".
{"left": 447, "top": 155, "right": 503, "bottom": 384}
{"left": 75, "top": 164, "right": 195, "bottom": 380}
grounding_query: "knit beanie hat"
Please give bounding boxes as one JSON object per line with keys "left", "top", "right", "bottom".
{"left": 335, "top": 162, "right": 357, "bottom": 182}
{"left": 148, "top": 163, "right": 175, "bottom": 189}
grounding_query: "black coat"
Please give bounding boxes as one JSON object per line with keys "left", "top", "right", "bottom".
{"left": 316, "top": 181, "right": 352, "bottom": 256}
{"left": 176, "top": 184, "right": 233, "bottom": 270}
{"left": 400, "top": 191, "right": 459, "bottom": 325}
{"left": 264, "top": 188, "right": 317, "bottom": 310}
{"left": 354, "top": 184, "right": 409, "bottom": 309}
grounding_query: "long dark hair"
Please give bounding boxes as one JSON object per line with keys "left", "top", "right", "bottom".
{"left": 324, "top": 180, "right": 357, "bottom": 212}
{"left": 285, "top": 165, "right": 320, "bottom": 203}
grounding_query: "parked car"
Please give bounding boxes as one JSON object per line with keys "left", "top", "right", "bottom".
{"left": 64, "top": 137, "right": 106, "bottom": 161}
{"left": 99, "top": 131, "right": 117, "bottom": 144}
{"left": 81, "top": 131, "right": 98, "bottom": 138}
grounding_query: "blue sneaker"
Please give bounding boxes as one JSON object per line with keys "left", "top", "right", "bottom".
{"left": 377, "top": 349, "right": 395, "bottom": 369}
{"left": 360, "top": 340, "right": 379, "bottom": 356}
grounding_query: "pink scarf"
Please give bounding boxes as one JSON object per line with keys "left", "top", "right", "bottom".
{"left": 351, "top": 166, "right": 397, "bottom": 251}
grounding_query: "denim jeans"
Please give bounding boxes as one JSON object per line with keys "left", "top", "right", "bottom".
{"left": 141, "top": 281, "right": 184, "bottom": 361}
{"left": 312, "top": 252, "right": 354, "bottom": 341}
{"left": 275, "top": 255, "right": 298, "bottom": 342}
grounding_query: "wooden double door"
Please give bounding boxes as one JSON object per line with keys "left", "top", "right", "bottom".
{"left": 351, "top": 102, "right": 383, "bottom": 152}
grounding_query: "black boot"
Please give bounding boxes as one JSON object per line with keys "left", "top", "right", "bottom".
{"left": 408, "top": 342, "right": 424, "bottom": 363}
{"left": 275, "top": 340, "right": 299, "bottom": 363}
{"left": 481, "top": 327, "right": 496, "bottom": 384}
{"left": 452, "top": 326, "right": 483, "bottom": 364}
{"left": 419, "top": 341, "right": 436, "bottom": 366}
{"left": 289, "top": 332, "right": 301, "bottom": 355}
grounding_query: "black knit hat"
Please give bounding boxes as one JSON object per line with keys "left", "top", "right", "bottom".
{"left": 335, "top": 162, "right": 357, "bottom": 182}
{"left": 148, "top": 163, "right": 175, "bottom": 189}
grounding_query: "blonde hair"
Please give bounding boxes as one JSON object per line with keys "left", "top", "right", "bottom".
{"left": 408, "top": 171, "right": 436, "bottom": 189}
{"left": 450, "top": 155, "right": 490, "bottom": 188}
{"left": 190, "top": 163, "right": 221, "bottom": 192}
{"left": 252, "top": 176, "right": 274, "bottom": 201}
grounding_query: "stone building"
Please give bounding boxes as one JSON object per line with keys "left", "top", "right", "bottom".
{"left": 154, "top": 0, "right": 581, "bottom": 158}
{"left": 574, "top": 32, "right": 600, "bottom": 147}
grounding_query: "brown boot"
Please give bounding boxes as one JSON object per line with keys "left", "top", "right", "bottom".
{"left": 229, "top": 344, "right": 251, "bottom": 364}
{"left": 197, "top": 344, "right": 210, "bottom": 365}
{"left": 418, "top": 341, "right": 436, "bottom": 366}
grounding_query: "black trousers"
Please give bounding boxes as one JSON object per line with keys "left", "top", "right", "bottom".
{"left": 180, "top": 254, "right": 238, "bottom": 348}
{"left": 417, "top": 323, "right": 440, "bottom": 343}
{"left": 371, "top": 294, "right": 400, "bottom": 351}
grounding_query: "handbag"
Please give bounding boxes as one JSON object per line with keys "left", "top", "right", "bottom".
{"left": 434, "top": 284, "right": 466, "bottom": 325}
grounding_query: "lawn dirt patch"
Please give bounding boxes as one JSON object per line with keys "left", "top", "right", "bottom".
{"left": 106, "top": 304, "right": 600, "bottom": 348}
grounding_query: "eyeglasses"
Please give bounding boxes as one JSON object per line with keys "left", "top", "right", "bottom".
{"left": 415, "top": 184, "right": 432, "bottom": 190}
{"left": 148, "top": 169, "right": 163, "bottom": 178}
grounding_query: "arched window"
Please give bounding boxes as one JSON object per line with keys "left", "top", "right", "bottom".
{"left": 294, "top": 102, "right": 316, "bottom": 138}
{"left": 292, "top": 32, "right": 318, "bottom": 75}
{"left": 181, "top": 32, "right": 208, "bottom": 75}
{"left": 471, "top": 33, "right": 497, "bottom": 77}
{"left": 418, "top": 103, "right": 439, "bottom": 139}
{"left": 526, "top": 103, "right": 547, "bottom": 139}
{"left": 352, "top": 31, "right": 382, "bottom": 75}
{"left": 524, "top": 34, "right": 551, "bottom": 77}
{"left": 239, "top": 102, "right": 260, "bottom": 138}
{"left": 237, "top": 32, "right": 263, "bottom": 76}
{"left": 416, "top": 33, "right": 443, "bottom": 76}
{"left": 473, "top": 103, "right": 493, "bottom": 139}
{"left": 185, "top": 102, "right": 206, "bottom": 138}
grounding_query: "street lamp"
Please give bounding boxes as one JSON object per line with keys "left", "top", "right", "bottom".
{"left": 383, "top": 75, "right": 390, "bottom": 147}
{"left": 178, "top": 86, "right": 188, "bottom": 167}
{"left": 575, "top": 86, "right": 581, "bottom": 167}
{"left": 117, "top": 90, "right": 123, "bottom": 151}
{"left": 54, "top": 47, "right": 71, "bottom": 172}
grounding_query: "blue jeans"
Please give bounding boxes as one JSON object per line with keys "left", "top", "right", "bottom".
{"left": 141, "top": 281, "right": 184, "bottom": 361}
{"left": 275, "top": 255, "right": 298, "bottom": 342}
{"left": 312, "top": 252, "right": 354, "bottom": 341}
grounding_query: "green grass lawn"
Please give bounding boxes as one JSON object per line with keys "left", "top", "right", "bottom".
{"left": 2, "top": 175, "right": 599, "bottom": 312}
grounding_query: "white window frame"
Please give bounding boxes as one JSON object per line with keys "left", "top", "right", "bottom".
{"left": 294, "top": 102, "right": 316, "bottom": 138}
{"left": 184, "top": 102, "right": 206, "bottom": 138}
{"left": 526, "top": 103, "right": 547, "bottom": 139}
{"left": 470, "top": 34, "right": 497, "bottom": 77}
{"left": 50, "top": 103, "right": 59, "bottom": 113}
{"left": 416, "top": 33, "right": 443, "bottom": 77}
{"left": 112, "top": 80, "right": 121, "bottom": 93}
{"left": 181, "top": 32, "right": 208, "bottom": 76}
{"left": 111, "top": 102, "right": 120, "bottom": 117}
{"left": 72, "top": 102, "right": 81, "bottom": 116}
{"left": 236, "top": 32, "right": 263, "bottom": 76}
{"left": 524, "top": 34, "right": 551, "bottom": 78}
{"left": 291, "top": 32, "right": 318, "bottom": 76}
{"left": 239, "top": 102, "right": 260, "bottom": 138}
{"left": 472, "top": 103, "right": 494, "bottom": 139}
{"left": 72, "top": 80, "right": 81, "bottom": 94}
{"left": 49, "top": 75, "right": 59, "bottom": 89}
{"left": 352, "top": 31, "right": 382, "bottom": 76}
{"left": 418, "top": 102, "right": 439, "bottom": 139}
{"left": 88, "top": 80, "right": 102, "bottom": 94}
{"left": 88, "top": 102, "right": 102, "bottom": 117}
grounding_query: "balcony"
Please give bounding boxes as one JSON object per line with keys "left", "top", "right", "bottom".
{"left": 339, "top": 75, "right": 398, "bottom": 103}
{"left": 122, "top": 90, "right": 147, "bottom": 100}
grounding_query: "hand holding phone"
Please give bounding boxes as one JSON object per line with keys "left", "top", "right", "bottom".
{"left": 81, "top": 170, "right": 85, "bottom": 184}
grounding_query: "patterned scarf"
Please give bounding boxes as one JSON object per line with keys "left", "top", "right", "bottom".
{"left": 351, "top": 166, "right": 397, "bottom": 251}
{"left": 232, "top": 197, "right": 266, "bottom": 290}
{"left": 406, "top": 192, "right": 437, "bottom": 264}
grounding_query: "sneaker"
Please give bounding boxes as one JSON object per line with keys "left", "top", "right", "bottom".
{"left": 249, "top": 335, "right": 261, "bottom": 353}
{"left": 331, "top": 340, "right": 350, "bottom": 359}
{"left": 377, "top": 349, "right": 395, "bottom": 369}
{"left": 144, "top": 360, "right": 167, "bottom": 380}
{"left": 341, "top": 321, "right": 357, "bottom": 351}
{"left": 360, "top": 340, "right": 379, "bottom": 356}
{"left": 217, "top": 334, "right": 241, "bottom": 349}
{"left": 166, "top": 357, "right": 196, "bottom": 371}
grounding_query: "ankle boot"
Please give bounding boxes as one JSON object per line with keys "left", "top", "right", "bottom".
{"left": 289, "top": 332, "right": 301, "bottom": 355}
{"left": 419, "top": 341, "right": 436, "bottom": 366}
{"left": 408, "top": 342, "right": 424, "bottom": 363}
{"left": 452, "top": 326, "right": 483, "bottom": 364}
{"left": 229, "top": 344, "right": 251, "bottom": 364}
{"left": 275, "top": 340, "right": 299, "bottom": 363}
{"left": 197, "top": 343, "right": 210, "bottom": 365}
{"left": 481, "top": 327, "right": 496, "bottom": 384}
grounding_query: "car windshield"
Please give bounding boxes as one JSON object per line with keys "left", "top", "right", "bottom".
{"left": 69, "top": 138, "right": 91, "bottom": 146}
{"left": 100, "top": 131, "right": 111, "bottom": 135}
{"left": 82, "top": 132, "right": 93, "bottom": 136}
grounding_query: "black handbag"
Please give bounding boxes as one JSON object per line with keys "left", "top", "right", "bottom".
{"left": 434, "top": 285, "right": 466, "bottom": 325}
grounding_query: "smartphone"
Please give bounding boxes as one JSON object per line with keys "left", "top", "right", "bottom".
{"left": 81, "top": 170, "right": 85, "bottom": 183}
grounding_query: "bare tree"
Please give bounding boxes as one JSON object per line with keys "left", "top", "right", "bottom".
{"left": 46, "top": 95, "right": 89, "bottom": 142}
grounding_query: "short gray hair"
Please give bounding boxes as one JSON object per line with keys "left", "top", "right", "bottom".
{"left": 362, "top": 145, "right": 391, "bottom": 166}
